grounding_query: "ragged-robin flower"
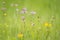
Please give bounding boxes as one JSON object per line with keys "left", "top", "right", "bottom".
{"left": 20, "top": 8, "right": 27, "bottom": 14}
{"left": 22, "top": 7, "right": 27, "bottom": 11}
{"left": 21, "top": 16, "right": 25, "bottom": 22}
{"left": 30, "top": 11, "right": 36, "bottom": 15}
{"left": 20, "top": 10, "right": 26, "bottom": 14}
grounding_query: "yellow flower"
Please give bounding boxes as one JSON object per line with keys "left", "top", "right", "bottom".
{"left": 44, "top": 22, "right": 52, "bottom": 27}
{"left": 3, "top": 13, "right": 7, "bottom": 16}
{"left": 17, "top": 33, "right": 23, "bottom": 38}
{"left": 44, "top": 22, "right": 49, "bottom": 27}
{"left": 49, "top": 23, "right": 52, "bottom": 27}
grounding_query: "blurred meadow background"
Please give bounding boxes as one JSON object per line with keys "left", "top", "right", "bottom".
{"left": 0, "top": 0, "right": 60, "bottom": 40}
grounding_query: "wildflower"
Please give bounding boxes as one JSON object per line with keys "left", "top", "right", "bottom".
{"left": 20, "top": 7, "right": 27, "bottom": 14}
{"left": 44, "top": 22, "right": 49, "bottom": 27}
{"left": 21, "top": 16, "right": 25, "bottom": 20}
{"left": 21, "top": 16, "right": 25, "bottom": 22}
{"left": 22, "top": 7, "right": 27, "bottom": 11}
{"left": 17, "top": 33, "right": 23, "bottom": 38}
{"left": 44, "top": 22, "right": 52, "bottom": 27}
{"left": 30, "top": 11, "right": 36, "bottom": 15}
{"left": 49, "top": 23, "right": 52, "bottom": 27}
{"left": 20, "top": 10, "right": 26, "bottom": 14}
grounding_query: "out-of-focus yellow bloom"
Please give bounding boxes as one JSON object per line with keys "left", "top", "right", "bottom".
{"left": 49, "top": 23, "right": 52, "bottom": 27}
{"left": 44, "top": 22, "right": 52, "bottom": 27}
{"left": 3, "top": 13, "right": 7, "bottom": 16}
{"left": 17, "top": 33, "right": 23, "bottom": 38}
{"left": 44, "top": 22, "right": 49, "bottom": 27}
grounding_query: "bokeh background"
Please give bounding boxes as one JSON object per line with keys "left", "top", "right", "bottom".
{"left": 0, "top": 0, "right": 60, "bottom": 40}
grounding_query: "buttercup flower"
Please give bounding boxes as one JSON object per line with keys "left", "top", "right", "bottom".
{"left": 17, "top": 33, "right": 23, "bottom": 38}
{"left": 44, "top": 22, "right": 52, "bottom": 27}
{"left": 49, "top": 23, "right": 52, "bottom": 27}
{"left": 44, "top": 22, "right": 49, "bottom": 27}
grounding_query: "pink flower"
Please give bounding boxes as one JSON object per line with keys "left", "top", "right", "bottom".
{"left": 22, "top": 7, "right": 27, "bottom": 11}
{"left": 20, "top": 11, "right": 25, "bottom": 14}
{"left": 20, "top": 10, "right": 27, "bottom": 14}
{"left": 21, "top": 16, "right": 25, "bottom": 20}
{"left": 30, "top": 11, "right": 36, "bottom": 15}
{"left": 20, "top": 7, "right": 27, "bottom": 14}
{"left": 21, "top": 16, "right": 25, "bottom": 22}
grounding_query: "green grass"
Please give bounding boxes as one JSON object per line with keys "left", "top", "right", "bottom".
{"left": 0, "top": 0, "right": 60, "bottom": 40}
